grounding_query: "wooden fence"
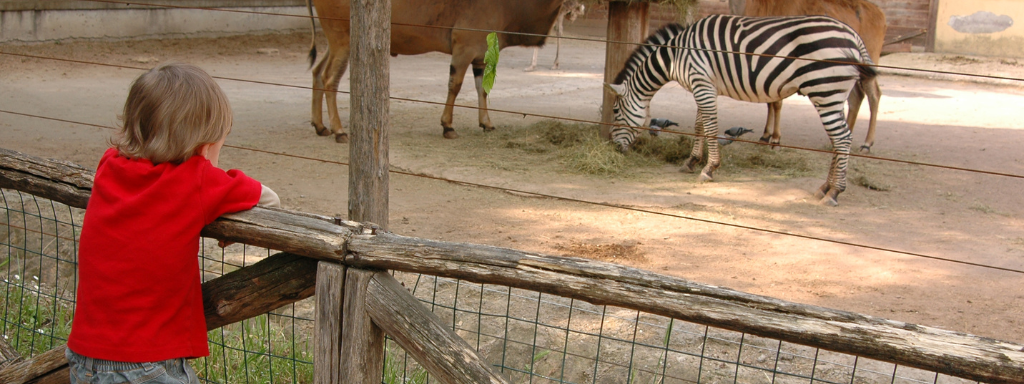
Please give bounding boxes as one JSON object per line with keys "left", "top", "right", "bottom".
{"left": 3, "top": 144, "right": 1024, "bottom": 384}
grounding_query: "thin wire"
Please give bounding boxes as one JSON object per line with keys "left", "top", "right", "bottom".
{"left": 3, "top": 108, "right": 1024, "bottom": 275}
{"left": 3, "top": 50, "right": 1023, "bottom": 181}
{"left": 75, "top": 0, "right": 1024, "bottom": 84}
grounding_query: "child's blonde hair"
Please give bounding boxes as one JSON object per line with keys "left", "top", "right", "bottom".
{"left": 114, "top": 62, "right": 232, "bottom": 164}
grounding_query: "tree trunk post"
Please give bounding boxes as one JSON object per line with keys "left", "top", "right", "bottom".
{"left": 340, "top": 268, "right": 385, "bottom": 383}
{"left": 349, "top": 0, "right": 391, "bottom": 230}
{"left": 314, "top": 261, "right": 347, "bottom": 384}
{"left": 600, "top": 0, "right": 649, "bottom": 140}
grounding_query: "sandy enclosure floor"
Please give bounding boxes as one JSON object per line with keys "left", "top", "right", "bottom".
{"left": 1, "top": 30, "right": 1023, "bottom": 346}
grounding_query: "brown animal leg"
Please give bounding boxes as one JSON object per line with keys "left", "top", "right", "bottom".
{"left": 441, "top": 60, "right": 470, "bottom": 139}
{"left": 310, "top": 51, "right": 331, "bottom": 136}
{"left": 859, "top": 78, "right": 881, "bottom": 153}
{"left": 321, "top": 46, "right": 351, "bottom": 143}
{"left": 472, "top": 61, "right": 495, "bottom": 132}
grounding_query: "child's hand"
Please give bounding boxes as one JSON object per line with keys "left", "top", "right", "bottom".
{"left": 218, "top": 240, "right": 235, "bottom": 248}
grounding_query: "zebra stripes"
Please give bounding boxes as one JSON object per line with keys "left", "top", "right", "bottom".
{"left": 605, "top": 14, "right": 877, "bottom": 206}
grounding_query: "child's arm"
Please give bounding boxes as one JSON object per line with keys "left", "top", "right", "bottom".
{"left": 258, "top": 184, "right": 280, "bottom": 208}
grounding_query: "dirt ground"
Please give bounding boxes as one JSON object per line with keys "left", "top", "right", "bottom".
{"left": 1, "top": 28, "right": 1023, "bottom": 348}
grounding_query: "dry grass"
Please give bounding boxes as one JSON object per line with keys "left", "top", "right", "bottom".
{"left": 462, "top": 120, "right": 898, "bottom": 186}
{"left": 556, "top": 241, "right": 647, "bottom": 263}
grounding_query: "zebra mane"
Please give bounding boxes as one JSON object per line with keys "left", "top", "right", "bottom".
{"left": 613, "top": 22, "right": 687, "bottom": 85}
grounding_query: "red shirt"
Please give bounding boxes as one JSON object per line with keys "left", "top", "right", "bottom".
{"left": 68, "top": 148, "right": 261, "bottom": 362}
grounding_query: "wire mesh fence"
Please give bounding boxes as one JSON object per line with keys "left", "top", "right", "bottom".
{"left": 0, "top": 189, "right": 981, "bottom": 383}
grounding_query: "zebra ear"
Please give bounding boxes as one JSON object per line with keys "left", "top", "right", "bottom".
{"left": 604, "top": 82, "right": 626, "bottom": 97}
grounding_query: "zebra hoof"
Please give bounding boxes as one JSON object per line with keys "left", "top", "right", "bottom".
{"left": 813, "top": 186, "right": 828, "bottom": 200}
{"left": 819, "top": 195, "right": 839, "bottom": 207}
{"left": 335, "top": 133, "right": 349, "bottom": 143}
{"left": 443, "top": 127, "right": 459, "bottom": 139}
{"left": 681, "top": 158, "right": 699, "bottom": 173}
{"left": 698, "top": 173, "right": 713, "bottom": 183}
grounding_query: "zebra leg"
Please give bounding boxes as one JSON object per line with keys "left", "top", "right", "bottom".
{"left": 812, "top": 103, "right": 853, "bottom": 206}
{"left": 769, "top": 101, "right": 782, "bottom": 149}
{"left": 696, "top": 94, "right": 722, "bottom": 182}
{"left": 682, "top": 110, "right": 704, "bottom": 174}
{"left": 682, "top": 88, "right": 721, "bottom": 182}
{"left": 758, "top": 103, "right": 773, "bottom": 144}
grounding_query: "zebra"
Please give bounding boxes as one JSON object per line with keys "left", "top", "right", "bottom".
{"left": 604, "top": 14, "right": 877, "bottom": 206}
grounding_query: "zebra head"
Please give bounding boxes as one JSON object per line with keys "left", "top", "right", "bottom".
{"left": 604, "top": 82, "right": 648, "bottom": 153}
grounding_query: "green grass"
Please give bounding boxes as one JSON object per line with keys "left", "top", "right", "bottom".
{"left": 0, "top": 274, "right": 74, "bottom": 358}
{"left": 198, "top": 314, "right": 315, "bottom": 384}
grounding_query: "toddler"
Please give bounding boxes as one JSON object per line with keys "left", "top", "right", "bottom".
{"left": 66, "top": 62, "right": 279, "bottom": 384}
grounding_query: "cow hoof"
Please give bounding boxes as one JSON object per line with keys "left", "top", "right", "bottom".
{"left": 480, "top": 124, "right": 495, "bottom": 132}
{"left": 443, "top": 128, "right": 459, "bottom": 139}
{"left": 313, "top": 124, "right": 331, "bottom": 136}
{"left": 335, "top": 133, "right": 349, "bottom": 143}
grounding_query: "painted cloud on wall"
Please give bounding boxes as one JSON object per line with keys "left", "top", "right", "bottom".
{"left": 948, "top": 11, "right": 1013, "bottom": 34}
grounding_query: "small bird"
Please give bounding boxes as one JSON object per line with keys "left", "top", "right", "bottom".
{"left": 648, "top": 118, "right": 679, "bottom": 137}
{"left": 717, "top": 127, "right": 754, "bottom": 147}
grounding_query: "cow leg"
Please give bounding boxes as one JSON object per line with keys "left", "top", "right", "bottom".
{"left": 858, "top": 78, "right": 881, "bottom": 153}
{"left": 321, "top": 46, "right": 351, "bottom": 143}
{"left": 472, "top": 59, "right": 495, "bottom": 132}
{"left": 311, "top": 51, "right": 330, "bottom": 136}
{"left": 441, "top": 58, "right": 471, "bottom": 139}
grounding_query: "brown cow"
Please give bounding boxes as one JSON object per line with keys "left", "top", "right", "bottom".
{"left": 307, "top": 0, "right": 564, "bottom": 142}
{"left": 729, "top": 0, "right": 886, "bottom": 153}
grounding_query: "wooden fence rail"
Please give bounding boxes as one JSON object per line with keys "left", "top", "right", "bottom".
{"left": 3, "top": 147, "right": 1024, "bottom": 383}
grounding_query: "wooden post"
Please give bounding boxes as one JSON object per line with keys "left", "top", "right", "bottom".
{"left": 314, "top": 261, "right": 346, "bottom": 384}
{"left": 340, "top": 268, "right": 385, "bottom": 383}
{"left": 926, "top": 0, "right": 940, "bottom": 53}
{"left": 349, "top": 0, "right": 391, "bottom": 230}
{"left": 600, "top": 0, "right": 649, "bottom": 140}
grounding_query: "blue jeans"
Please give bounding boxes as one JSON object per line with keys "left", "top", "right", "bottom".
{"left": 66, "top": 348, "right": 199, "bottom": 384}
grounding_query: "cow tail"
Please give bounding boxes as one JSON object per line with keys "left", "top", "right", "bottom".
{"left": 306, "top": 0, "right": 317, "bottom": 69}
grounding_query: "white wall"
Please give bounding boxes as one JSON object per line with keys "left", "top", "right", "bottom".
{"left": 1, "top": 6, "right": 310, "bottom": 43}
